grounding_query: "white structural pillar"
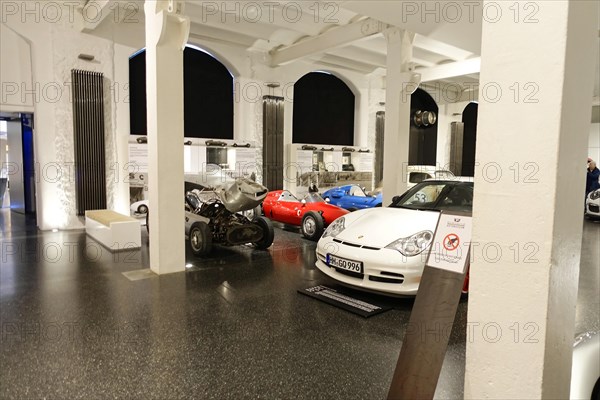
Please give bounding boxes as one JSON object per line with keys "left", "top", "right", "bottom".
{"left": 144, "top": 1, "right": 190, "bottom": 274}
{"left": 382, "top": 28, "right": 416, "bottom": 206}
{"left": 465, "top": 1, "right": 598, "bottom": 399}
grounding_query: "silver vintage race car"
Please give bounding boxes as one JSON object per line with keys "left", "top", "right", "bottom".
{"left": 146, "top": 178, "right": 274, "bottom": 256}
{"left": 183, "top": 178, "right": 274, "bottom": 256}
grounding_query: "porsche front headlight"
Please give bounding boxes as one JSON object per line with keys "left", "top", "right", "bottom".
{"left": 323, "top": 217, "right": 346, "bottom": 238}
{"left": 385, "top": 230, "right": 433, "bottom": 257}
{"left": 590, "top": 190, "right": 600, "bottom": 200}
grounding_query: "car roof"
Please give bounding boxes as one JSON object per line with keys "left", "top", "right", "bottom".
{"left": 406, "top": 165, "right": 454, "bottom": 174}
{"left": 424, "top": 176, "right": 474, "bottom": 183}
{"left": 420, "top": 178, "right": 474, "bottom": 186}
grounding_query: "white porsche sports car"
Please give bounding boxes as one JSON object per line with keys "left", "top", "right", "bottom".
{"left": 315, "top": 179, "right": 473, "bottom": 296}
{"left": 585, "top": 189, "right": 600, "bottom": 219}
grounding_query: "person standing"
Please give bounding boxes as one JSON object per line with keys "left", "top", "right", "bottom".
{"left": 586, "top": 160, "right": 600, "bottom": 195}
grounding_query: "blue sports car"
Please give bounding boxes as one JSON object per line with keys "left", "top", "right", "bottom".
{"left": 322, "top": 184, "right": 383, "bottom": 211}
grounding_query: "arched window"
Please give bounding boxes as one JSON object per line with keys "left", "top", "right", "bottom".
{"left": 129, "top": 46, "right": 234, "bottom": 139}
{"left": 292, "top": 72, "right": 355, "bottom": 145}
{"left": 409, "top": 88, "right": 439, "bottom": 165}
{"left": 461, "top": 102, "right": 478, "bottom": 176}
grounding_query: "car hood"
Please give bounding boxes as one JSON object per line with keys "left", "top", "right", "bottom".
{"left": 336, "top": 207, "right": 440, "bottom": 248}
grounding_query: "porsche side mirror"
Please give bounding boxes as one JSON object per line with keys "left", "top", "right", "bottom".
{"left": 301, "top": 199, "right": 307, "bottom": 205}
{"left": 392, "top": 195, "right": 401, "bottom": 204}
{"left": 325, "top": 198, "right": 331, "bottom": 203}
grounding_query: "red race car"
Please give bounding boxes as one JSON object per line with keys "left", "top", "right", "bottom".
{"left": 262, "top": 190, "right": 349, "bottom": 240}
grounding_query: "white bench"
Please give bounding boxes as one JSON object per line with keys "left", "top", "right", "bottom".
{"left": 85, "top": 210, "right": 141, "bottom": 251}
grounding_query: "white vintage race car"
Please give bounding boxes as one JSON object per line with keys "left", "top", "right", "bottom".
{"left": 315, "top": 179, "right": 473, "bottom": 296}
{"left": 130, "top": 199, "right": 149, "bottom": 215}
{"left": 585, "top": 189, "right": 600, "bottom": 219}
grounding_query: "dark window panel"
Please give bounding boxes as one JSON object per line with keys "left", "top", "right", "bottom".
{"left": 129, "top": 47, "right": 234, "bottom": 140}
{"left": 293, "top": 72, "right": 355, "bottom": 146}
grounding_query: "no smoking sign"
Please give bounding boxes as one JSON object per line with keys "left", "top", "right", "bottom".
{"left": 426, "top": 212, "right": 473, "bottom": 274}
{"left": 443, "top": 233, "right": 460, "bottom": 251}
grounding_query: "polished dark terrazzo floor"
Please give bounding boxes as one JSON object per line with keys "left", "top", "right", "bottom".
{"left": 0, "top": 209, "right": 598, "bottom": 399}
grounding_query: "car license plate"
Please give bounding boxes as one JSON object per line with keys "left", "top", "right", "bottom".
{"left": 326, "top": 254, "right": 363, "bottom": 274}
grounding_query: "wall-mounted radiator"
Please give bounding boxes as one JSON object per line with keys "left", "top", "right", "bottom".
{"left": 71, "top": 69, "right": 107, "bottom": 216}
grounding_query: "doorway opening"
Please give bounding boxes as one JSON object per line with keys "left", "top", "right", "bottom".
{"left": 0, "top": 113, "right": 36, "bottom": 214}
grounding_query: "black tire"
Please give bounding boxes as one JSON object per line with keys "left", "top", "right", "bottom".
{"left": 301, "top": 211, "right": 325, "bottom": 241}
{"left": 254, "top": 216, "right": 274, "bottom": 249}
{"left": 138, "top": 204, "right": 148, "bottom": 214}
{"left": 189, "top": 222, "right": 212, "bottom": 256}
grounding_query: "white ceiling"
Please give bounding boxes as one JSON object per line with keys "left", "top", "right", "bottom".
{"left": 90, "top": 0, "right": 598, "bottom": 101}
{"left": 182, "top": 1, "right": 484, "bottom": 91}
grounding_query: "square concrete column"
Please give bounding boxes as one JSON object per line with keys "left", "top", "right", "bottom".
{"left": 382, "top": 28, "right": 416, "bottom": 205}
{"left": 465, "top": 1, "right": 598, "bottom": 398}
{"left": 144, "top": 1, "right": 190, "bottom": 274}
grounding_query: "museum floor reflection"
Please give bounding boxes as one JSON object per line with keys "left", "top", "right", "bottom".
{"left": 0, "top": 209, "right": 598, "bottom": 399}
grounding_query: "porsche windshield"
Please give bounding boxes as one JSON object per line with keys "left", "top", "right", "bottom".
{"left": 391, "top": 181, "right": 474, "bottom": 212}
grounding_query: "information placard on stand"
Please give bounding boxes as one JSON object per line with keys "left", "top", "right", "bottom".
{"left": 356, "top": 152, "right": 374, "bottom": 172}
{"left": 128, "top": 143, "right": 149, "bottom": 173}
{"left": 387, "top": 211, "right": 472, "bottom": 400}
{"left": 297, "top": 150, "right": 313, "bottom": 173}
{"left": 235, "top": 147, "right": 256, "bottom": 165}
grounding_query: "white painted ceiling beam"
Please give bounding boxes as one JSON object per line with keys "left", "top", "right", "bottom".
{"left": 413, "top": 34, "right": 473, "bottom": 61}
{"left": 80, "top": 0, "right": 112, "bottom": 31}
{"left": 187, "top": 16, "right": 277, "bottom": 40}
{"left": 270, "top": 17, "right": 387, "bottom": 66}
{"left": 326, "top": 45, "right": 387, "bottom": 68}
{"left": 411, "top": 57, "right": 436, "bottom": 68}
{"left": 188, "top": 24, "right": 257, "bottom": 48}
{"left": 185, "top": 1, "right": 329, "bottom": 37}
{"left": 417, "top": 57, "right": 481, "bottom": 82}
{"left": 312, "top": 53, "right": 380, "bottom": 73}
